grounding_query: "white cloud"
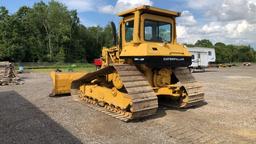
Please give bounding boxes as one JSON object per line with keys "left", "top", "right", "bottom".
{"left": 225, "top": 20, "right": 256, "bottom": 43}
{"left": 201, "top": 20, "right": 252, "bottom": 37}
{"left": 188, "top": 0, "right": 256, "bottom": 23}
{"left": 98, "top": 0, "right": 153, "bottom": 14}
{"left": 179, "top": 0, "right": 256, "bottom": 46}
{"left": 98, "top": 5, "right": 114, "bottom": 14}
{"left": 178, "top": 11, "right": 197, "bottom": 26}
{"left": 176, "top": 26, "right": 187, "bottom": 38}
{"left": 236, "top": 21, "right": 249, "bottom": 34}
{"left": 201, "top": 22, "right": 222, "bottom": 34}
{"left": 59, "top": 0, "right": 153, "bottom": 14}
{"left": 58, "top": 0, "right": 99, "bottom": 12}
{"left": 177, "top": 19, "right": 256, "bottom": 45}
{"left": 114, "top": 0, "right": 153, "bottom": 13}
{"left": 213, "top": 0, "right": 255, "bottom": 22}
{"left": 176, "top": 25, "right": 202, "bottom": 44}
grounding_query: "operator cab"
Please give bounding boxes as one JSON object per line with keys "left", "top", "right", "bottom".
{"left": 117, "top": 5, "right": 192, "bottom": 67}
{"left": 119, "top": 5, "right": 179, "bottom": 45}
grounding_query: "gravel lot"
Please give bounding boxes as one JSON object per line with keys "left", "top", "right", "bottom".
{"left": 0, "top": 65, "right": 256, "bottom": 144}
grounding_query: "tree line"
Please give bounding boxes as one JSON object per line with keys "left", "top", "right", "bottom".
{"left": 186, "top": 39, "right": 256, "bottom": 63}
{"left": 0, "top": 1, "right": 255, "bottom": 64}
{"left": 0, "top": 1, "right": 113, "bottom": 63}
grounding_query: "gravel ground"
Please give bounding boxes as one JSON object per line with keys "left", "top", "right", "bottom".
{"left": 0, "top": 65, "right": 256, "bottom": 144}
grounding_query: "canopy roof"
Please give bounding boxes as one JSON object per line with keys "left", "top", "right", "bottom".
{"left": 118, "top": 5, "right": 181, "bottom": 17}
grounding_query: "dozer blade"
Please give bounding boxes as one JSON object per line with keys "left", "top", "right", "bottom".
{"left": 49, "top": 71, "right": 85, "bottom": 96}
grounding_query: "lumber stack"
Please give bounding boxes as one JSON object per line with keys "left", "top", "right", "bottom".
{"left": 0, "top": 61, "right": 22, "bottom": 85}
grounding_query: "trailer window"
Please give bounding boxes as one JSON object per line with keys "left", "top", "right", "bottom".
{"left": 144, "top": 20, "right": 171, "bottom": 42}
{"left": 125, "top": 20, "right": 134, "bottom": 42}
{"left": 208, "top": 51, "right": 212, "bottom": 56}
{"left": 192, "top": 55, "right": 195, "bottom": 59}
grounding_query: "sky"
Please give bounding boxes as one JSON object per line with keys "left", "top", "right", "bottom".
{"left": 0, "top": 0, "right": 256, "bottom": 47}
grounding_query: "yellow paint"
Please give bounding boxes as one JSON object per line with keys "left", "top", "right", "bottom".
{"left": 79, "top": 85, "right": 131, "bottom": 109}
{"left": 50, "top": 71, "right": 85, "bottom": 95}
{"left": 110, "top": 73, "right": 124, "bottom": 89}
{"left": 156, "top": 86, "right": 182, "bottom": 97}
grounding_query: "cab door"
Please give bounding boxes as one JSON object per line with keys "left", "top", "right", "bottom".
{"left": 121, "top": 15, "right": 136, "bottom": 48}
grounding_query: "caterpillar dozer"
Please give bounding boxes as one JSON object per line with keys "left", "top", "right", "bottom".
{"left": 50, "top": 5, "right": 204, "bottom": 121}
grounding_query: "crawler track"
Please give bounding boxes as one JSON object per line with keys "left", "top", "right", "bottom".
{"left": 71, "top": 66, "right": 204, "bottom": 121}
{"left": 71, "top": 64, "right": 158, "bottom": 121}
{"left": 174, "top": 67, "right": 205, "bottom": 108}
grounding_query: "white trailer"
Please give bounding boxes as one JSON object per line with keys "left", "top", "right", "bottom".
{"left": 188, "top": 47, "right": 216, "bottom": 71}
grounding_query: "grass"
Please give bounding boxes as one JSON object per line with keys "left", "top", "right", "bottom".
{"left": 19, "top": 63, "right": 96, "bottom": 73}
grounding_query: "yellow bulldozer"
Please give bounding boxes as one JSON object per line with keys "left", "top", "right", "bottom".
{"left": 50, "top": 5, "right": 204, "bottom": 121}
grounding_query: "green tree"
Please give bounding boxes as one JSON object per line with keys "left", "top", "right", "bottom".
{"left": 0, "top": 7, "right": 10, "bottom": 60}
{"left": 187, "top": 40, "right": 256, "bottom": 63}
{"left": 56, "top": 47, "right": 65, "bottom": 63}
{"left": 195, "top": 39, "right": 213, "bottom": 48}
{"left": 214, "top": 42, "right": 225, "bottom": 47}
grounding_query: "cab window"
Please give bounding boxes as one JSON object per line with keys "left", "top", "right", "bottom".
{"left": 125, "top": 20, "right": 134, "bottom": 42}
{"left": 144, "top": 20, "right": 171, "bottom": 42}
